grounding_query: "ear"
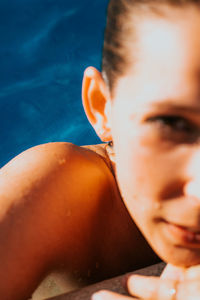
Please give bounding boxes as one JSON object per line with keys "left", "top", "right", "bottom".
{"left": 82, "top": 67, "right": 112, "bottom": 142}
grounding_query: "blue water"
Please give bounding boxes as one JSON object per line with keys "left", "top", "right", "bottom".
{"left": 0, "top": 0, "right": 108, "bottom": 167}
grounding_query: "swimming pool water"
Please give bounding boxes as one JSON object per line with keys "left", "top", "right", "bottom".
{"left": 0, "top": 0, "right": 108, "bottom": 167}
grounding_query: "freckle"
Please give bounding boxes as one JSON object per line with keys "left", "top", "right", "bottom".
{"left": 154, "top": 202, "right": 161, "bottom": 210}
{"left": 58, "top": 158, "right": 66, "bottom": 165}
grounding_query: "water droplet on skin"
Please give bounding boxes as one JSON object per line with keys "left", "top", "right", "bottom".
{"left": 58, "top": 159, "right": 66, "bottom": 165}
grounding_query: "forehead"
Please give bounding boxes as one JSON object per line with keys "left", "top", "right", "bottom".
{"left": 114, "top": 5, "right": 200, "bottom": 106}
{"left": 135, "top": 5, "right": 200, "bottom": 73}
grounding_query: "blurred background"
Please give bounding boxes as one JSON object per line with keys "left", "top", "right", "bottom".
{"left": 0, "top": 0, "right": 108, "bottom": 167}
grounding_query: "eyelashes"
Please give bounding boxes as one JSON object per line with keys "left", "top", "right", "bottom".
{"left": 146, "top": 115, "right": 199, "bottom": 143}
{"left": 147, "top": 115, "right": 193, "bottom": 132}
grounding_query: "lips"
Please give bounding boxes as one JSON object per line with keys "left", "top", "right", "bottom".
{"left": 164, "top": 221, "right": 200, "bottom": 245}
{"left": 174, "top": 224, "right": 200, "bottom": 234}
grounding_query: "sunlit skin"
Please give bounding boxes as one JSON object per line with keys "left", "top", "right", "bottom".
{"left": 98, "top": 4, "right": 200, "bottom": 267}
{"left": 89, "top": 4, "right": 200, "bottom": 300}
{"left": 88, "top": 4, "right": 200, "bottom": 300}
{"left": 2, "top": 3, "right": 200, "bottom": 300}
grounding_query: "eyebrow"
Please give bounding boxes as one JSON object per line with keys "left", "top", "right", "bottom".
{"left": 150, "top": 101, "right": 200, "bottom": 114}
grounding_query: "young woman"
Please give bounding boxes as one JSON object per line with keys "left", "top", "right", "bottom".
{"left": 1, "top": 0, "right": 200, "bottom": 299}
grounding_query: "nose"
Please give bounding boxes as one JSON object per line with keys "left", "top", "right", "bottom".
{"left": 184, "top": 149, "right": 200, "bottom": 199}
{"left": 185, "top": 180, "right": 200, "bottom": 199}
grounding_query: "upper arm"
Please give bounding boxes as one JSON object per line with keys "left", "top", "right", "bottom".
{"left": 0, "top": 143, "right": 75, "bottom": 298}
{"left": 0, "top": 142, "right": 111, "bottom": 299}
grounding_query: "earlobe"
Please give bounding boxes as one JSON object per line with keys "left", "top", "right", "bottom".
{"left": 82, "top": 67, "right": 112, "bottom": 142}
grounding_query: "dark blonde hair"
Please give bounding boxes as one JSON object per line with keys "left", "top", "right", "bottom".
{"left": 102, "top": 0, "right": 200, "bottom": 94}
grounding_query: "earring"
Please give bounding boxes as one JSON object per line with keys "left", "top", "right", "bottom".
{"left": 106, "top": 140, "right": 115, "bottom": 163}
{"left": 108, "top": 141, "right": 113, "bottom": 147}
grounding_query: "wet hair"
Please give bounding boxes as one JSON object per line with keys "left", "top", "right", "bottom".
{"left": 102, "top": 0, "right": 200, "bottom": 95}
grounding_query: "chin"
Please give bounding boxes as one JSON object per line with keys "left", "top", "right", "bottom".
{"left": 157, "top": 246, "right": 200, "bottom": 267}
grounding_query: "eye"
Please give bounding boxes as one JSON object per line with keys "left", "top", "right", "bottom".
{"left": 147, "top": 115, "right": 192, "bottom": 132}
{"left": 146, "top": 115, "right": 198, "bottom": 143}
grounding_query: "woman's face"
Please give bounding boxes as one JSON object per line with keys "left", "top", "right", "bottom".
{"left": 110, "top": 5, "right": 200, "bottom": 267}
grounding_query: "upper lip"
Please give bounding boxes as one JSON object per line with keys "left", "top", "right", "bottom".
{"left": 178, "top": 225, "right": 200, "bottom": 233}
{"left": 166, "top": 221, "right": 200, "bottom": 233}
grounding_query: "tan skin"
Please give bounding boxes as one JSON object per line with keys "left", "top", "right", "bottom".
{"left": 2, "top": 3, "right": 200, "bottom": 300}
{"left": 91, "top": 3, "right": 200, "bottom": 300}
{"left": 0, "top": 143, "right": 158, "bottom": 300}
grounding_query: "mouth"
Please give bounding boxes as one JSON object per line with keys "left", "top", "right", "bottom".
{"left": 163, "top": 221, "right": 200, "bottom": 246}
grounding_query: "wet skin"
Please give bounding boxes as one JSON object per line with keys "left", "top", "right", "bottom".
{"left": 82, "top": 5, "right": 200, "bottom": 267}
{"left": 0, "top": 142, "right": 158, "bottom": 300}
{"left": 2, "top": 3, "right": 200, "bottom": 300}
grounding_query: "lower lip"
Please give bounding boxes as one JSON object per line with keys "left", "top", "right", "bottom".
{"left": 164, "top": 222, "right": 200, "bottom": 245}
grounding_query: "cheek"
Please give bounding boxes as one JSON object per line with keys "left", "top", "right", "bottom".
{"left": 110, "top": 102, "right": 189, "bottom": 222}
{"left": 114, "top": 140, "right": 158, "bottom": 221}
{"left": 113, "top": 140, "right": 163, "bottom": 245}
{"left": 113, "top": 131, "right": 165, "bottom": 203}
{"left": 111, "top": 123, "right": 187, "bottom": 226}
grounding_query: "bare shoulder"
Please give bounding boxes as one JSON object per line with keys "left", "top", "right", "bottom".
{"left": 1, "top": 142, "right": 100, "bottom": 174}
{"left": 0, "top": 142, "right": 111, "bottom": 187}
{"left": 0, "top": 142, "right": 116, "bottom": 299}
{"left": 0, "top": 142, "right": 114, "bottom": 229}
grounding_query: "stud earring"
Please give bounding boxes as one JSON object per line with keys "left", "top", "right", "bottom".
{"left": 108, "top": 141, "right": 113, "bottom": 147}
